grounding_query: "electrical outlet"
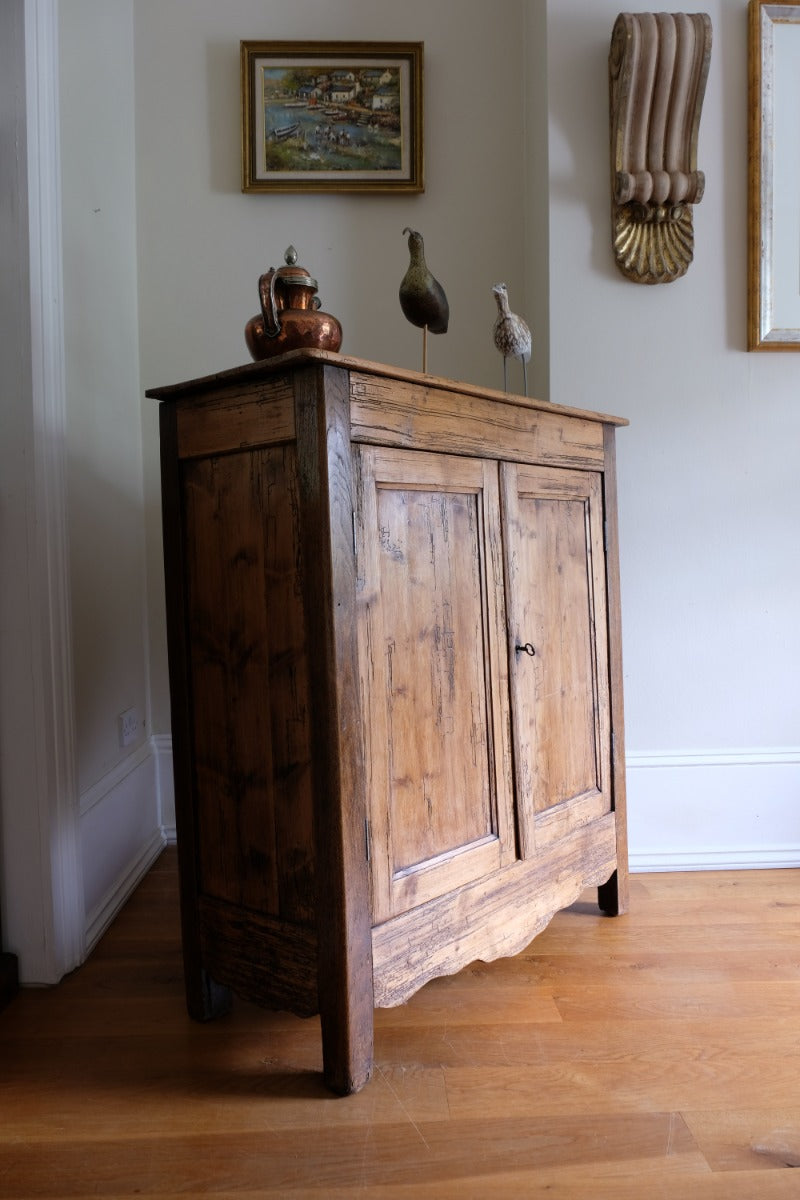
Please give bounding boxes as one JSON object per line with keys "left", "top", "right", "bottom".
{"left": 118, "top": 707, "right": 139, "bottom": 748}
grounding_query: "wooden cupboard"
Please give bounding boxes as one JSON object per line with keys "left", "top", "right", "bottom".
{"left": 150, "top": 351, "right": 628, "bottom": 1095}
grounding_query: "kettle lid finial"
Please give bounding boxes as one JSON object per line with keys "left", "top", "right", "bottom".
{"left": 284, "top": 245, "right": 298, "bottom": 266}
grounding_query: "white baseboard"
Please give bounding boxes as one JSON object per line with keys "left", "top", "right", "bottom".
{"left": 626, "top": 747, "right": 800, "bottom": 873}
{"left": 147, "top": 738, "right": 800, "bottom": 874}
{"left": 629, "top": 847, "right": 800, "bottom": 873}
{"left": 84, "top": 828, "right": 165, "bottom": 953}
{"left": 151, "top": 733, "right": 176, "bottom": 843}
{"left": 73, "top": 736, "right": 799, "bottom": 969}
{"left": 79, "top": 736, "right": 176, "bottom": 956}
{"left": 79, "top": 740, "right": 154, "bottom": 817}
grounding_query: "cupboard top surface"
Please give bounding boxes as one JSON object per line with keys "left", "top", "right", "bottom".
{"left": 146, "top": 348, "right": 628, "bottom": 429}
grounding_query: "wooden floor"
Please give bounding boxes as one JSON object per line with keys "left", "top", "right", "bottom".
{"left": 2, "top": 852, "right": 800, "bottom": 1197}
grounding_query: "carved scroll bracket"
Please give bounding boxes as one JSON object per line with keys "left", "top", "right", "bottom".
{"left": 609, "top": 12, "right": 712, "bottom": 284}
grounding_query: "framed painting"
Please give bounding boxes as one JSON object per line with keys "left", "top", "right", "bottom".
{"left": 241, "top": 40, "right": 424, "bottom": 193}
{"left": 748, "top": 1, "right": 800, "bottom": 349}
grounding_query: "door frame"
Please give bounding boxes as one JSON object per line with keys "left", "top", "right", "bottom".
{"left": 0, "top": 0, "right": 83, "bottom": 983}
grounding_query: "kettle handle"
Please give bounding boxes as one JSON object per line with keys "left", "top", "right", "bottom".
{"left": 258, "top": 269, "right": 281, "bottom": 338}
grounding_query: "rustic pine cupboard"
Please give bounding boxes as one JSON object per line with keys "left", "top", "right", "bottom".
{"left": 151, "top": 351, "right": 628, "bottom": 1095}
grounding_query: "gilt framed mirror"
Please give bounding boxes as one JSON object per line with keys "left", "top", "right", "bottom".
{"left": 748, "top": 1, "right": 800, "bottom": 349}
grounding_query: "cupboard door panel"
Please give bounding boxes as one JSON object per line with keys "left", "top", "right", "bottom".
{"left": 502, "top": 465, "right": 611, "bottom": 857}
{"left": 356, "top": 447, "right": 514, "bottom": 923}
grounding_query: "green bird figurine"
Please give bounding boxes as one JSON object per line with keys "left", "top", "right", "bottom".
{"left": 399, "top": 228, "right": 449, "bottom": 372}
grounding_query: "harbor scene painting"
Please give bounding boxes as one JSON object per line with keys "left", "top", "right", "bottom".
{"left": 264, "top": 66, "right": 403, "bottom": 173}
{"left": 241, "top": 42, "right": 423, "bottom": 193}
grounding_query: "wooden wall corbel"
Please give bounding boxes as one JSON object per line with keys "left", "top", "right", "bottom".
{"left": 609, "top": 12, "right": 712, "bottom": 284}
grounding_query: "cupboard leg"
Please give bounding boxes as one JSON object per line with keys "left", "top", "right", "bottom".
{"left": 185, "top": 967, "right": 232, "bottom": 1023}
{"left": 600, "top": 428, "right": 629, "bottom": 920}
{"left": 318, "top": 964, "right": 374, "bottom": 1095}
{"left": 598, "top": 867, "right": 629, "bottom": 916}
{"left": 0, "top": 951, "right": 18, "bottom": 1010}
{"left": 296, "top": 363, "right": 375, "bottom": 1095}
{"left": 597, "top": 872, "right": 618, "bottom": 914}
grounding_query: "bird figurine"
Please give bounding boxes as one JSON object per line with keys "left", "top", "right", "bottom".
{"left": 399, "top": 228, "right": 449, "bottom": 373}
{"left": 492, "top": 282, "right": 532, "bottom": 395}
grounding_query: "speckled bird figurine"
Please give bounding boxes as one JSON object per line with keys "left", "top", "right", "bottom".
{"left": 399, "top": 228, "right": 449, "bottom": 373}
{"left": 492, "top": 282, "right": 532, "bottom": 395}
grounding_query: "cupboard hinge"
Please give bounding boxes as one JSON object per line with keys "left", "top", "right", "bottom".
{"left": 603, "top": 519, "right": 609, "bottom": 553}
{"left": 352, "top": 509, "right": 358, "bottom": 557}
{"left": 364, "top": 817, "right": 371, "bottom": 863}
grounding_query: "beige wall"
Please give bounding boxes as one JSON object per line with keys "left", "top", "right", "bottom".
{"left": 61, "top": 0, "right": 148, "bottom": 796}
{"left": 547, "top": 1, "right": 800, "bottom": 861}
{"left": 132, "top": 0, "right": 534, "bottom": 733}
{"left": 54, "top": 0, "right": 800, "bottom": 885}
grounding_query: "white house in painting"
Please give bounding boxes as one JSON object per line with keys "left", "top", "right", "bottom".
{"left": 371, "top": 84, "right": 399, "bottom": 111}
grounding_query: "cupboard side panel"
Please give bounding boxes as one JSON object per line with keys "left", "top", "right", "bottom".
{"left": 160, "top": 403, "right": 229, "bottom": 1021}
{"left": 182, "top": 444, "right": 315, "bottom": 924}
{"left": 175, "top": 376, "right": 296, "bottom": 459}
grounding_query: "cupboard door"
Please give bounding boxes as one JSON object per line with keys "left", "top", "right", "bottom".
{"left": 355, "top": 447, "right": 515, "bottom": 924}
{"left": 501, "top": 464, "right": 612, "bottom": 856}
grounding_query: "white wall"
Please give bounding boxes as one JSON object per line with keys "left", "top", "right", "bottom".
{"left": 60, "top": 0, "right": 163, "bottom": 932}
{"left": 1, "top": 0, "right": 84, "bottom": 983}
{"left": 0, "top": 0, "right": 163, "bottom": 983}
{"left": 61, "top": 0, "right": 148, "bottom": 793}
{"left": 524, "top": 1, "right": 550, "bottom": 402}
{"left": 547, "top": 0, "right": 800, "bottom": 867}
{"left": 135, "top": 0, "right": 800, "bottom": 870}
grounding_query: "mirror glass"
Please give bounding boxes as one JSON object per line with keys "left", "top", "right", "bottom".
{"left": 749, "top": 1, "right": 800, "bottom": 349}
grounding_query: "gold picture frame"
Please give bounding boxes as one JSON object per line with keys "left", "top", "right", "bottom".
{"left": 748, "top": 1, "right": 800, "bottom": 349}
{"left": 241, "top": 40, "right": 424, "bottom": 193}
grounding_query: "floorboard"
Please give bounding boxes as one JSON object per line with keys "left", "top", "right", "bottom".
{"left": 1, "top": 852, "right": 799, "bottom": 1197}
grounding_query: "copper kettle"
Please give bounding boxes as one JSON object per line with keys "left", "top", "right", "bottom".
{"left": 245, "top": 245, "right": 342, "bottom": 361}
